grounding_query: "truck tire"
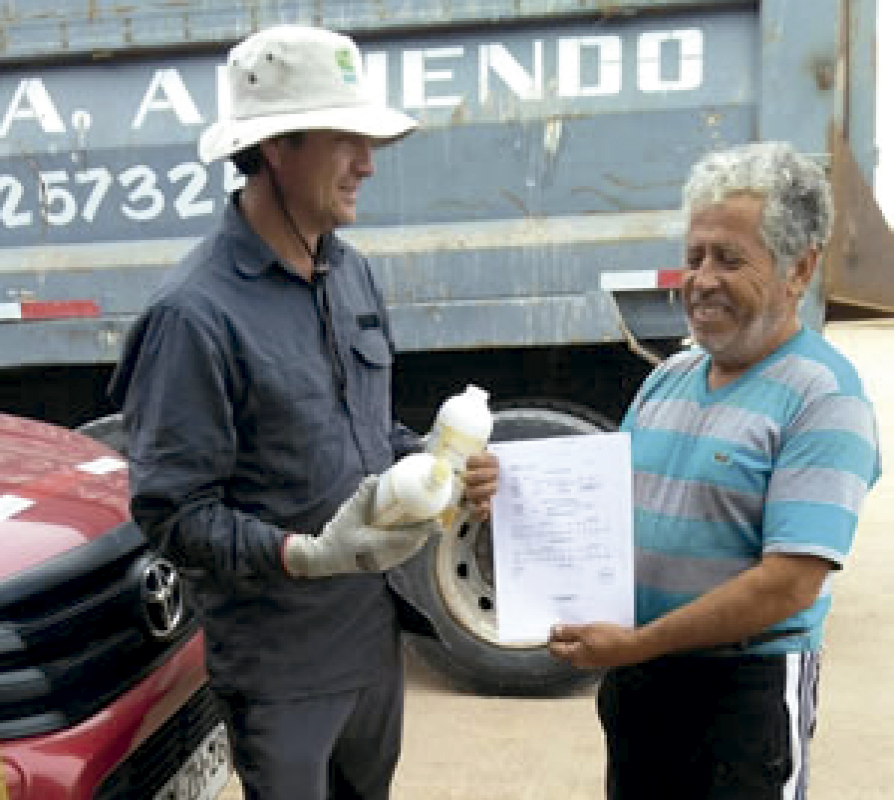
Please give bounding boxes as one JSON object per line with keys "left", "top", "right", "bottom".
{"left": 402, "top": 399, "right": 616, "bottom": 696}
{"left": 76, "top": 413, "right": 128, "bottom": 456}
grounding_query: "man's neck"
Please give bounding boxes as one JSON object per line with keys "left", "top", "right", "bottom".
{"left": 239, "top": 182, "right": 320, "bottom": 280}
{"left": 707, "top": 320, "right": 802, "bottom": 390}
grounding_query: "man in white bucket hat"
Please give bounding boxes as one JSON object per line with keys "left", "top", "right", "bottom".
{"left": 111, "top": 23, "right": 500, "bottom": 800}
{"left": 198, "top": 25, "right": 416, "bottom": 164}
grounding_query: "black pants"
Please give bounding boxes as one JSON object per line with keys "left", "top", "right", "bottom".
{"left": 597, "top": 653, "right": 819, "bottom": 800}
{"left": 215, "top": 660, "right": 405, "bottom": 800}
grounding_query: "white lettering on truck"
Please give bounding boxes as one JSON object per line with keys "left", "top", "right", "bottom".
{"left": 638, "top": 30, "right": 703, "bottom": 92}
{"left": 0, "top": 28, "right": 704, "bottom": 231}
{"left": 132, "top": 68, "right": 204, "bottom": 129}
{"left": 1, "top": 28, "right": 705, "bottom": 138}
{"left": 0, "top": 79, "right": 65, "bottom": 137}
{"left": 478, "top": 42, "right": 544, "bottom": 103}
{"left": 402, "top": 48, "right": 466, "bottom": 108}
{"left": 558, "top": 36, "right": 622, "bottom": 97}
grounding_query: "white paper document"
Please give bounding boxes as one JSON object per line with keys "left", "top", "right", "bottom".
{"left": 490, "top": 433, "right": 634, "bottom": 644}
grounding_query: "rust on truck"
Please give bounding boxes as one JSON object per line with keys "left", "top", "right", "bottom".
{"left": 826, "top": 127, "right": 894, "bottom": 314}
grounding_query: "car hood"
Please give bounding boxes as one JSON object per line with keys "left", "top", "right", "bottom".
{"left": 0, "top": 414, "right": 130, "bottom": 581}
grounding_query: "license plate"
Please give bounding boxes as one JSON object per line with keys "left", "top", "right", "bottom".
{"left": 153, "top": 722, "right": 232, "bottom": 800}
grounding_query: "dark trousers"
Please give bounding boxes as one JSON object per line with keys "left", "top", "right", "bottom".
{"left": 597, "top": 652, "right": 819, "bottom": 800}
{"left": 215, "top": 660, "right": 405, "bottom": 800}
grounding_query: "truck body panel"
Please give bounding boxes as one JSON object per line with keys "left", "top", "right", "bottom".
{"left": 0, "top": 0, "right": 887, "bottom": 371}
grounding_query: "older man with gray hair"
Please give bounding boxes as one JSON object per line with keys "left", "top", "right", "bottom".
{"left": 549, "top": 141, "right": 880, "bottom": 799}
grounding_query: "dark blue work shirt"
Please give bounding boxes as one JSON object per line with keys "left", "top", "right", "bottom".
{"left": 110, "top": 197, "right": 426, "bottom": 698}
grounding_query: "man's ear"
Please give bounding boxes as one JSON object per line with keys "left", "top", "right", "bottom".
{"left": 258, "top": 138, "right": 284, "bottom": 172}
{"left": 787, "top": 247, "right": 820, "bottom": 299}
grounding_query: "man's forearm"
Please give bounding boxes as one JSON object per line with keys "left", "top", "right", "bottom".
{"left": 135, "top": 492, "right": 289, "bottom": 580}
{"left": 632, "top": 553, "right": 831, "bottom": 660}
{"left": 549, "top": 553, "right": 832, "bottom": 668}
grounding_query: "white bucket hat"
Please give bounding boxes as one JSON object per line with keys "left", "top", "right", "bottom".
{"left": 199, "top": 25, "right": 418, "bottom": 164}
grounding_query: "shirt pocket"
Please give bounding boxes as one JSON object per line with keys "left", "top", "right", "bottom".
{"left": 350, "top": 327, "right": 393, "bottom": 428}
{"left": 245, "top": 356, "right": 334, "bottom": 447}
{"left": 239, "top": 357, "right": 345, "bottom": 502}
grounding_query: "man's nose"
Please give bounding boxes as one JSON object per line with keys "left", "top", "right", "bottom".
{"left": 688, "top": 258, "right": 723, "bottom": 290}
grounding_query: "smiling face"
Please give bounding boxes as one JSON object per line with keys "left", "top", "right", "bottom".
{"left": 272, "top": 129, "right": 375, "bottom": 237}
{"left": 683, "top": 193, "right": 815, "bottom": 385}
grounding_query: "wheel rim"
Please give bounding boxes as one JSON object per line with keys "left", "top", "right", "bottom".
{"left": 434, "top": 506, "right": 538, "bottom": 648}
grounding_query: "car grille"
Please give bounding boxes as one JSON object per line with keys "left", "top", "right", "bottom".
{"left": 0, "top": 521, "right": 197, "bottom": 739}
{"left": 94, "top": 683, "right": 220, "bottom": 800}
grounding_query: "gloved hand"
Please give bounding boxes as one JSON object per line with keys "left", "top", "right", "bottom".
{"left": 283, "top": 476, "right": 439, "bottom": 578}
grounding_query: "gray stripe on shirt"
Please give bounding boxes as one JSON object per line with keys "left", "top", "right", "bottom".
{"left": 636, "top": 548, "right": 754, "bottom": 593}
{"left": 635, "top": 471, "right": 763, "bottom": 527}
{"left": 786, "top": 393, "right": 877, "bottom": 442}
{"left": 767, "top": 467, "right": 868, "bottom": 509}
{"left": 639, "top": 548, "right": 840, "bottom": 595}
{"left": 638, "top": 399, "right": 781, "bottom": 453}
{"left": 762, "top": 354, "right": 839, "bottom": 395}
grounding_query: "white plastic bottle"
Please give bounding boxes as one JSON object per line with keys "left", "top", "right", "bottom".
{"left": 372, "top": 452, "right": 454, "bottom": 529}
{"left": 425, "top": 384, "right": 494, "bottom": 528}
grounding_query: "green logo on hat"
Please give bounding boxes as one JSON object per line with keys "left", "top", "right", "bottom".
{"left": 335, "top": 49, "right": 357, "bottom": 84}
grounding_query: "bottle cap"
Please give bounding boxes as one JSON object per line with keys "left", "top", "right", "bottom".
{"left": 464, "top": 384, "right": 489, "bottom": 402}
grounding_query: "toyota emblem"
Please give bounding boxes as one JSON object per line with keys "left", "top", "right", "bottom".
{"left": 140, "top": 557, "right": 184, "bottom": 640}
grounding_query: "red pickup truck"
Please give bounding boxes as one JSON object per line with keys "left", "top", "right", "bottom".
{"left": 0, "top": 413, "right": 231, "bottom": 799}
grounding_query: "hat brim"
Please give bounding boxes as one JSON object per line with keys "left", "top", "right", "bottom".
{"left": 199, "top": 104, "right": 418, "bottom": 164}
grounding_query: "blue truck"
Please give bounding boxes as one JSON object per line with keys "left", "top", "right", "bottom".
{"left": 0, "top": 0, "right": 889, "bottom": 696}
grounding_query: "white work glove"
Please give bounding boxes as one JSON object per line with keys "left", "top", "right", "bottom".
{"left": 283, "top": 476, "right": 439, "bottom": 578}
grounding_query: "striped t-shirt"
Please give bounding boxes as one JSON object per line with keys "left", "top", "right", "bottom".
{"left": 621, "top": 326, "right": 880, "bottom": 653}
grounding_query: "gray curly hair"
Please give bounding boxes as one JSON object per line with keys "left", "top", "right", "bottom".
{"left": 682, "top": 141, "right": 834, "bottom": 273}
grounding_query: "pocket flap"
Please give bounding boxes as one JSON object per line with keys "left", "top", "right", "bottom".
{"left": 351, "top": 329, "right": 392, "bottom": 367}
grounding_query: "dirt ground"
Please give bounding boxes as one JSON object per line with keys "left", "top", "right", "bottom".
{"left": 222, "top": 320, "right": 894, "bottom": 800}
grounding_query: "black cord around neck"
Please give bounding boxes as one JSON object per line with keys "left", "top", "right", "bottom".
{"left": 269, "top": 170, "right": 329, "bottom": 278}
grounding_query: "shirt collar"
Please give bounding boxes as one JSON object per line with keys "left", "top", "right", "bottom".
{"left": 223, "top": 194, "right": 343, "bottom": 280}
